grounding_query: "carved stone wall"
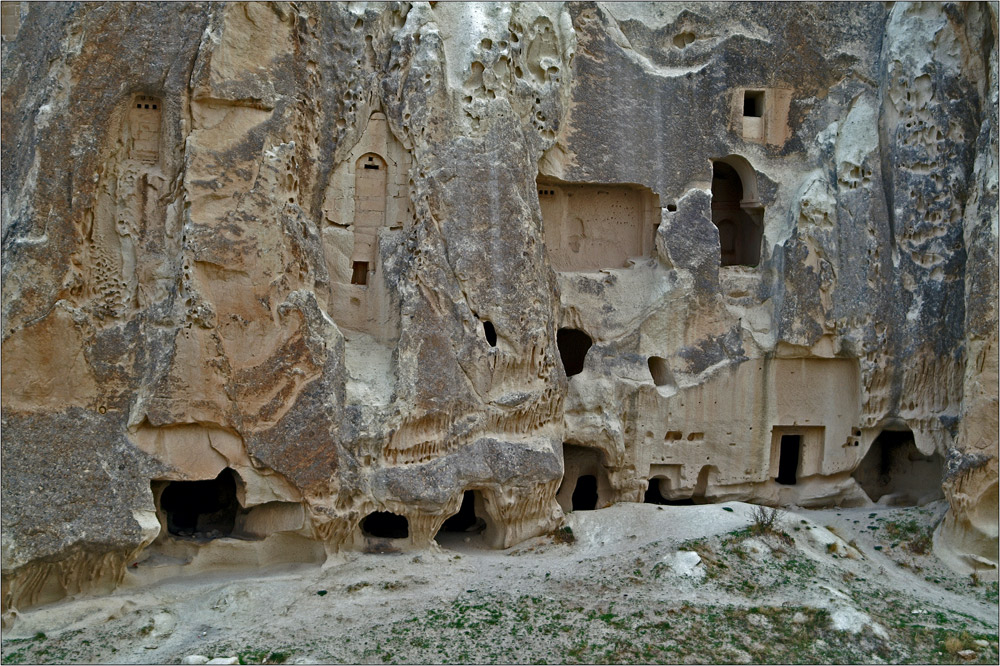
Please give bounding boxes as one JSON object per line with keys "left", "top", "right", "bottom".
{"left": 1, "top": 1, "right": 996, "bottom": 613}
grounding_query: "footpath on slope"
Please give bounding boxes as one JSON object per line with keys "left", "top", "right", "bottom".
{"left": 2, "top": 501, "right": 997, "bottom": 664}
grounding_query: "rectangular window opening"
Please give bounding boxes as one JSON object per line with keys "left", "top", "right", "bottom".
{"left": 351, "top": 261, "right": 369, "bottom": 285}
{"left": 743, "top": 90, "right": 764, "bottom": 118}
{"left": 363, "top": 163, "right": 380, "bottom": 170}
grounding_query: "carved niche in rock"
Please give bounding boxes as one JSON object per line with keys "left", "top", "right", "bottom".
{"left": 538, "top": 179, "right": 660, "bottom": 272}
{"left": 733, "top": 86, "right": 793, "bottom": 146}
{"left": 321, "top": 112, "right": 411, "bottom": 341}
{"left": 129, "top": 95, "right": 162, "bottom": 164}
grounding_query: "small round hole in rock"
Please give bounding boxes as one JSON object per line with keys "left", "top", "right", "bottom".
{"left": 483, "top": 321, "right": 497, "bottom": 346}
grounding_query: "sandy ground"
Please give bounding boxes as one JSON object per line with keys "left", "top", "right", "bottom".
{"left": 2, "top": 500, "right": 997, "bottom": 664}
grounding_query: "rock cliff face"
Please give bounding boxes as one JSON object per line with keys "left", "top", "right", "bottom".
{"left": 2, "top": 1, "right": 996, "bottom": 612}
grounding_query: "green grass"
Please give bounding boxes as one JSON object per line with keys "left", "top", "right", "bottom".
{"left": 321, "top": 590, "right": 999, "bottom": 664}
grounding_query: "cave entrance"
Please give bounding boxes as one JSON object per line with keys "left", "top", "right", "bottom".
{"left": 853, "top": 429, "right": 943, "bottom": 505}
{"left": 776, "top": 435, "right": 801, "bottom": 485}
{"left": 644, "top": 477, "right": 669, "bottom": 504}
{"left": 557, "top": 444, "right": 611, "bottom": 512}
{"left": 157, "top": 468, "right": 240, "bottom": 539}
{"left": 440, "top": 490, "right": 485, "bottom": 533}
{"left": 361, "top": 511, "right": 409, "bottom": 539}
{"left": 644, "top": 478, "right": 696, "bottom": 506}
{"left": 436, "top": 489, "right": 499, "bottom": 550}
{"left": 642, "top": 479, "right": 672, "bottom": 505}
{"left": 557, "top": 328, "right": 593, "bottom": 377}
{"left": 647, "top": 356, "right": 673, "bottom": 387}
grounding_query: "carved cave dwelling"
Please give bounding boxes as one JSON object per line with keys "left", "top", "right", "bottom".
{"left": 0, "top": 1, "right": 997, "bottom": 614}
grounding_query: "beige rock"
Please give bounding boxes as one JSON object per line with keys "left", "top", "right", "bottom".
{"left": 0, "top": 1, "right": 996, "bottom": 614}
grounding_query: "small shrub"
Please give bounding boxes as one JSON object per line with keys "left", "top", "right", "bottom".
{"left": 907, "top": 532, "right": 933, "bottom": 555}
{"left": 238, "top": 648, "right": 270, "bottom": 664}
{"left": 944, "top": 635, "right": 965, "bottom": 654}
{"left": 553, "top": 526, "right": 575, "bottom": 544}
{"left": 750, "top": 505, "right": 784, "bottom": 536}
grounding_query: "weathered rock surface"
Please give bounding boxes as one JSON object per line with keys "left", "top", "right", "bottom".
{"left": 1, "top": 1, "right": 996, "bottom": 613}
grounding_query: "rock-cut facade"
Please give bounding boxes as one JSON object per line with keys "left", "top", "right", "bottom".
{"left": 1, "top": 1, "right": 997, "bottom": 612}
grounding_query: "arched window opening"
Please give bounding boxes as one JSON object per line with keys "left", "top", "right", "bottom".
{"left": 647, "top": 356, "right": 673, "bottom": 387}
{"left": 557, "top": 328, "right": 592, "bottom": 377}
{"left": 711, "top": 158, "right": 763, "bottom": 267}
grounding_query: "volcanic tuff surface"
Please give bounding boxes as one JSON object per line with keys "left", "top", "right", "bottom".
{"left": 1, "top": 1, "right": 997, "bottom": 615}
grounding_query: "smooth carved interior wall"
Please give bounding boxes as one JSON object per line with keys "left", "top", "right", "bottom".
{"left": 353, "top": 153, "right": 388, "bottom": 267}
{"left": 539, "top": 180, "right": 660, "bottom": 272}
{"left": 320, "top": 111, "right": 411, "bottom": 340}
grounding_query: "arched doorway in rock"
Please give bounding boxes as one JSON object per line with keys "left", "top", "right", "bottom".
{"left": 710, "top": 156, "right": 763, "bottom": 267}
{"left": 435, "top": 489, "right": 498, "bottom": 549}
{"left": 556, "top": 443, "right": 612, "bottom": 512}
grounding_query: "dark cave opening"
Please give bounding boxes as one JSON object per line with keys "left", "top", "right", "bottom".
{"left": 776, "top": 434, "right": 801, "bottom": 485}
{"left": 572, "top": 474, "right": 599, "bottom": 511}
{"left": 361, "top": 511, "right": 409, "bottom": 539}
{"left": 557, "top": 328, "right": 593, "bottom": 377}
{"left": 483, "top": 321, "right": 497, "bottom": 347}
{"left": 158, "top": 468, "right": 240, "bottom": 538}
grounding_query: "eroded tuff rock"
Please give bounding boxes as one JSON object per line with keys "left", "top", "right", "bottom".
{"left": 1, "top": 1, "right": 997, "bottom": 613}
